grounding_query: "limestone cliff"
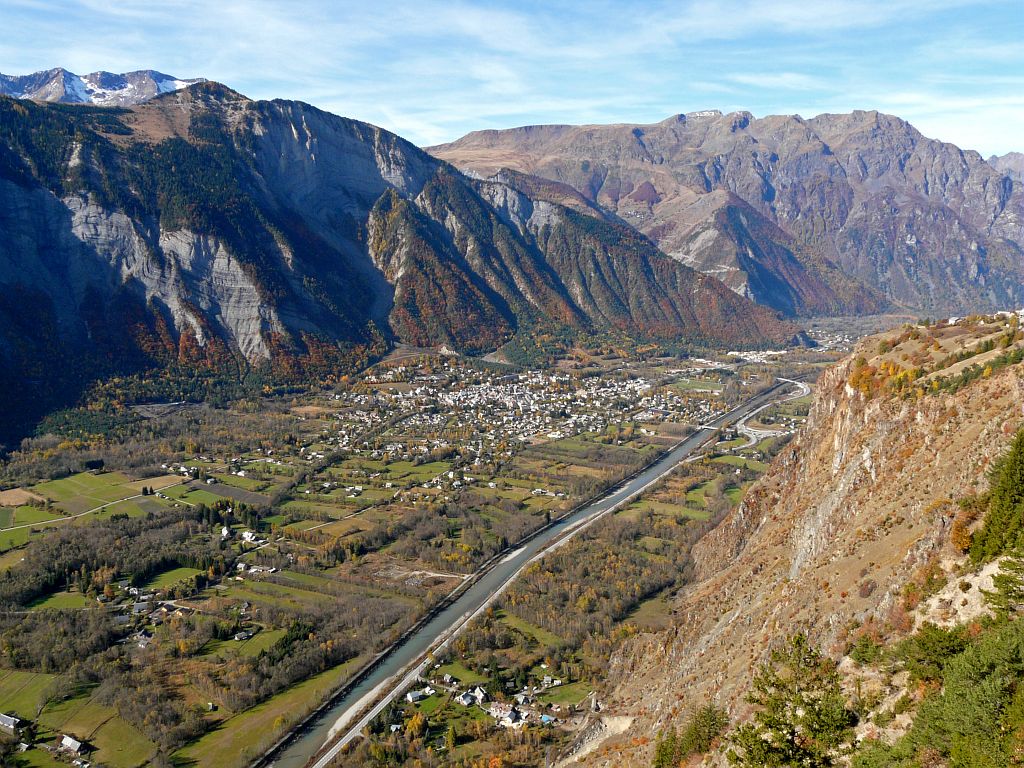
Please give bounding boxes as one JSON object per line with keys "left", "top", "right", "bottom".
{"left": 0, "top": 85, "right": 799, "bottom": 443}
{"left": 579, "top": 319, "right": 1024, "bottom": 766}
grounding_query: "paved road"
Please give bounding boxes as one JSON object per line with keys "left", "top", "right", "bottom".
{"left": 735, "top": 377, "right": 811, "bottom": 447}
{"left": 263, "top": 380, "right": 805, "bottom": 768}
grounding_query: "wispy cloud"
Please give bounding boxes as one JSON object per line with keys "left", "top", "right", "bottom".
{"left": 0, "top": 0, "right": 1020, "bottom": 154}
{"left": 728, "top": 72, "right": 828, "bottom": 90}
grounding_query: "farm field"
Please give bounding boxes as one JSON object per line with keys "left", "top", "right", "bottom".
{"left": 28, "top": 589, "right": 93, "bottom": 610}
{"left": 0, "top": 547, "right": 25, "bottom": 571}
{"left": 0, "top": 669, "right": 55, "bottom": 719}
{"left": 34, "top": 471, "right": 137, "bottom": 514}
{"left": 434, "top": 660, "right": 487, "bottom": 686}
{"left": 26, "top": 690, "right": 157, "bottom": 768}
{"left": 0, "top": 350, "right": 818, "bottom": 768}
{"left": 498, "top": 610, "right": 563, "bottom": 648}
{"left": 174, "top": 655, "right": 368, "bottom": 768}
{"left": 537, "top": 680, "right": 590, "bottom": 706}
{"left": 0, "top": 471, "right": 189, "bottom": 553}
{"left": 670, "top": 377, "right": 724, "bottom": 392}
{"left": 143, "top": 566, "right": 204, "bottom": 590}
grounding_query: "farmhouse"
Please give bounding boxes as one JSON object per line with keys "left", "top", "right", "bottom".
{"left": 404, "top": 685, "right": 434, "bottom": 703}
{"left": 59, "top": 734, "right": 86, "bottom": 755}
{"left": 487, "top": 703, "right": 526, "bottom": 728}
{"left": 0, "top": 712, "right": 21, "bottom": 735}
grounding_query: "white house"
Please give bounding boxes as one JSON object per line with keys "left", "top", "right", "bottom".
{"left": 0, "top": 713, "right": 21, "bottom": 735}
{"left": 405, "top": 686, "right": 434, "bottom": 703}
{"left": 60, "top": 734, "right": 85, "bottom": 755}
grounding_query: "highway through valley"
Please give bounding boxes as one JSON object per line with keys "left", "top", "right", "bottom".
{"left": 261, "top": 379, "right": 808, "bottom": 768}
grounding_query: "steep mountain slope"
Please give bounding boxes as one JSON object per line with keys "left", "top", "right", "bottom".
{"left": 430, "top": 111, "right": 1024, "bottom": 317}
{"left": 0, "top": 68, "right": 204, "bottom": 106}
{"left": 574, "top": 314, "right": 1024, "bottom": 766}
{"left": 991, "top": 151, "right": 1024, "bottom": 182}
{"left": 0, "top": 84, "right": 797, "bottom": 443}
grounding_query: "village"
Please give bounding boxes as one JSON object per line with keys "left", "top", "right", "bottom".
{"left": 0, "top": 350, "right": 814, "bottom": 768}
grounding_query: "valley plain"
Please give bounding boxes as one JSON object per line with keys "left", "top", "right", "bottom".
{"left": 0, "top": 339, "right": 825, "bottom": 768}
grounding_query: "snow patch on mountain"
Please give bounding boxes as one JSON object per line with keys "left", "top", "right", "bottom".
{"left": 0, "top": 68, "right": 205, "bottom": 106}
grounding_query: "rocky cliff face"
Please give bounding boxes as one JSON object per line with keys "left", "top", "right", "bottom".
{"left": 430, "top": 110, "right": 1024, "bottom": 317}
{"left": 579, "top": 321, "right": 1024, "bottom": 766}
{"left": 0, "top": 85, "right": 798, "bottom": 443}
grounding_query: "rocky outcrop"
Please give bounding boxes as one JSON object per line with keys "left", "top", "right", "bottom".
{"left": 581, "top": 333, "right": 1024, "bottom": 766}
{"left": 430, "top": 110, "right": 1024, "bottom": 316}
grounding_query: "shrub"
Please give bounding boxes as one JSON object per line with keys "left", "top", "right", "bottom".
{"left": 895, "top": 623, "right": 969, "bottom": 684}
{"left": 849, "top": 635, "right": 885, "bottom": 665}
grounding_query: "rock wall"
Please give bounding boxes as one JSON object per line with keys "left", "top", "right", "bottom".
{"left": 581, "top": 349, "right": 1024, "bottom": 766}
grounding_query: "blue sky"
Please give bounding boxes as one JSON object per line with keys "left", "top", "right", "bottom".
{"left": 1, "top": 0, "right": 1021, "bottom": 154}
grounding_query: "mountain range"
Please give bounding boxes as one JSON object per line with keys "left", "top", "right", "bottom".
{"left": 0, "top": 82, "right": 796, "bottom": 443}
{"left": 431, "top": 110, "right": 1024, "bottom": 317}
{"left": 0, "top": 68, "right": 204, "bottom": 107}
{"left": 2, "top": 73, "right": 1023, "bottom": 445}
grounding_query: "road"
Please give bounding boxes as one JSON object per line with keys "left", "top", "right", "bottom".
{"left": 734, "top": 377, "right": 811, "bottom": 447}
{"left": 261, "top": 379, "right": 806, "bottom": 768}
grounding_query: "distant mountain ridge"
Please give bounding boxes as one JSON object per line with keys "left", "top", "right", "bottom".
{"left": 991, "top": 151, "right": 1024, "bottom": 182}
{"left": 430, "top": 110, "right": 1024, "bottom": 317}
{"left": 0, "top": 82, "right": 798, "bottom": 443}
{"left": 0, "top": 68, "right": 204, "bottom": 106}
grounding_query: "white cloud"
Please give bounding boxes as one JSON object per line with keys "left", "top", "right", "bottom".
{"left": 728, "top": 72, "right": 828, "bottom": 90}
{"left": 0, "top": 0, "right": 1019, "bottom": 154}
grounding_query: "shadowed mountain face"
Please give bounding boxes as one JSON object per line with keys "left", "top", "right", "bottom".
{"left": 0, "top": 84, "right": 798, "bottom": 442}
{"left": 430, "top": 110, "right": 1024, "bottom": 317}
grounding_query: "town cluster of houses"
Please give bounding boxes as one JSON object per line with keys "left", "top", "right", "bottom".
{"left": 330, "top": 363, "right": 671, "bottom": 454}
{"left": 400, "top": 665, "right": 574, "bottom": 733}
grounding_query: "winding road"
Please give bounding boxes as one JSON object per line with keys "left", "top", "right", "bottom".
{"left": 261, "top": 379, "right": 809, "bottom": 768}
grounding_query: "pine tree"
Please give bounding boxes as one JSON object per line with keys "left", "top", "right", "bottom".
{"left": 652, "top": 728, "right": 679, "bottom": 768}
{"left": 971, "top": 429, "right": 1024, "bottom": 561}
{"left": 983, "top": 548, "right": 1024, "bottom": 615}
{"left": 727, "top": 634, "right": 856, "bottom": 767}
{"left": 679, "top": 704, "right": 729, "bottom": 755}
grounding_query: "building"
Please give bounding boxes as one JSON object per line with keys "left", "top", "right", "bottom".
{"left": 0, "top": 713, "right": 21, "bottom": 735}
{"left": 404, "top": 686, "right": 434, "bottom": 703}
{"left": 469, "top": 685, "right": 487, "bottom": 704}
{"left": 60, "top": 734, "right": 85, "bottom": 755}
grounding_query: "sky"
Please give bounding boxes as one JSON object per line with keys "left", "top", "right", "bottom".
{"left": 0, "top": 0, "right": 1021, "bottom": 155}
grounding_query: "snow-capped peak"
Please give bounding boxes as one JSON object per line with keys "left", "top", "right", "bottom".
{"left": 0, "top": 68, "right": 206, "bottom": 107}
